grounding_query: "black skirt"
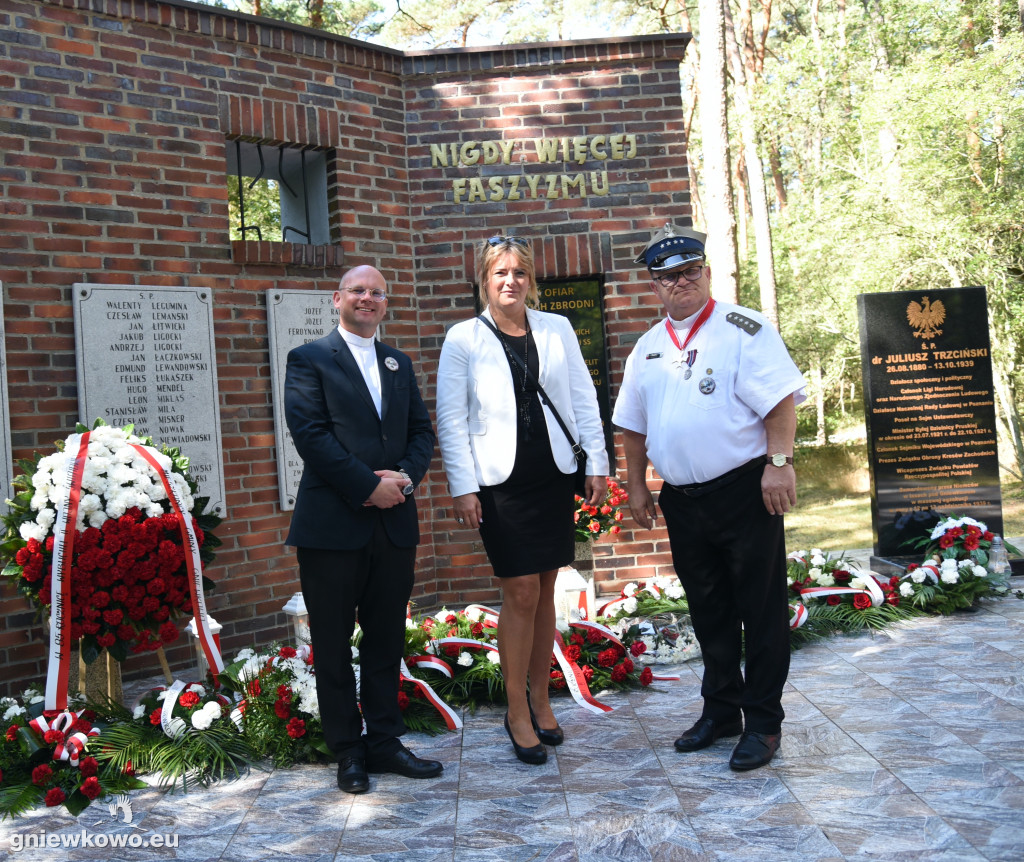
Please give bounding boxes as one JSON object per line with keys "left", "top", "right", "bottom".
{"left": 477, "top": 430, "right": 576, "bottom": 578}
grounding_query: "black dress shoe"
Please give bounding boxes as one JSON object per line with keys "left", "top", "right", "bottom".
{"left": 527, "top": 696, "right": 564, "bottom": 746}
{"left": 673, "top": 717, "right": 743, "bottom": 752}
{"left": 729, "top": 731, "right": 781, "bottom": 771}
{"left": 337, "top": 756, "right": 369, "bottom": 793}
{"left": 366, "top": 745, "right": 443, "bottom": 779}
{"left": 504, "top": 713, "right": 547, "bottom": 765}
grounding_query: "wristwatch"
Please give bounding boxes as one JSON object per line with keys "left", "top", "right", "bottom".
{"left": 767, "top": 453, "right": 794, "bottom": 467}
{"left": 397, "top": 469, "right": 415, "bottom": 495}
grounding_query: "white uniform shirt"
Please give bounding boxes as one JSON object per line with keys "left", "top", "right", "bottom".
{"left": 339, "top": 326, "right": 382, "bottom": 417}
{"left": 612, "top": 301, "right": 806, "bottom": 486}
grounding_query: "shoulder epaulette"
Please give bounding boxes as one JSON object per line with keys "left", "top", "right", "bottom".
{"left": 726, "top": 311, "right": 762, "bottom": 336}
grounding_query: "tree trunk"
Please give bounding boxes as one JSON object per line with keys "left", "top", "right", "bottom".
{"left": 838, "top": 0, "right": 851, "bottom": 113}
{"left": 768, "top": 133, "right": 787, "bottom": 213}
{"left": 993, "top": 370, "right": 1024, "bottom": 480}
{"left": 697, "top": 0, "right": 739, "bottom": 302}
{"left": 813, "top": 363, "right": 828, "bottom": 445}
{"left": 736, "top": 152, "right": 749, "bottom": 259}
{"left": 309, "top": 0, "right": 324, "bottom": 28}
{"left": 724, "top": 0, "right": 780, "bottom": 326}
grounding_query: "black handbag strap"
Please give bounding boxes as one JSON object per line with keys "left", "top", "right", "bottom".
{"left": 476, "top": 314, "right": 585, "bottom": 462}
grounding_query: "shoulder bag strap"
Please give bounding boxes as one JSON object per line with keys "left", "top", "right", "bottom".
{"left": 476, "top": 315, "right": 585, "bottom": 462}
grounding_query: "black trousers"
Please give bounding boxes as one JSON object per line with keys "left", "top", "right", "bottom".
{"left": 297, "top": 519, "right": 416, "bottom": 761}
{"left": 658, "top": 467, "right": 790, "bottom": 734}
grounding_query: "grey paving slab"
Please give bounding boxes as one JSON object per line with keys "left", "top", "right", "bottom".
{"left": 2, "top": 574, "right": 1022, "bottom": 862}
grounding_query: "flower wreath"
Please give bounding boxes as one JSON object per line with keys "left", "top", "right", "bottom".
{"left": 0, "top": 421, "right": 222, "bottom": 665}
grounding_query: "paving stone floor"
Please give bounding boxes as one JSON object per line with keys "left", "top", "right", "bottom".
{"left": 2, "top": 567, "right": 1022, "bottom": 861}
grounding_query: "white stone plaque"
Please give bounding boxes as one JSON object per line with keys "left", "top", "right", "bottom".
{"left": 266, "top": 289, "right": 337, "bottom": 509}
{"left": 0, "top": 286, "right": 12, "bottom": 513}
{"left": 72, "top": 284, "right": 227, "bottom": 515}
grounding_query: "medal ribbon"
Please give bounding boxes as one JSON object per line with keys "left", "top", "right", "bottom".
{"left": 664, "top": 298, "right": 716, "bottom": 356}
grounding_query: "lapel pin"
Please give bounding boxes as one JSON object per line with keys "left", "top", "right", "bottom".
{"left": 384, "top": 357, "right": 399, "bottom": 371}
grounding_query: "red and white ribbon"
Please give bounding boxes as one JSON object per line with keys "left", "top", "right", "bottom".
{"left": 432, "top": 637, "right": 498, "bottom": 653}
{"left": 464, "top": 604, "right": 501, "bottom": 625}
{"left": 568, "top": 619, "right": 624, "bottom": 650}
{"left": 131, "top": 443, "right": 223, "bottom": 682}
{"left": 551, "top": 637, "right": 613, "bottom": 715}
{"left": 799, "top": 571, "right": 886, "bottom": 608}
{"left": 30, "top": 710, "right": 98, "bottom": 768}
{"left": 596, "top": 596, "right": 632, "bottom": 617}
{"left": 789, "top": 602, "right": 808, "bottom": 629}
{"left": 798, "top": 586, "right": 875, "bottom": 606}
{"left": 649, "top": 671, "right": 681, "bottom": 681}
{"left": 576, "top": 588, "right": 591, "bottom": 620}
{"left": 405, "top": 655, "right": 454, "bottom": 678}
{"left": 399, "top": 658, "right": 462, "bottom": 730}
{"left": 45, "top": 431, "right": 91, "bottom": 712}
{"left": 159, "top": 679, "right": 188, "bottom": 739}
{"left": 229, "top": 700, "right": 246, "bottom": 732}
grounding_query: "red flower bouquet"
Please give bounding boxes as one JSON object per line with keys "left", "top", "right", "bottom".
{"left": 0, "top": 421, "right": 221, "bottom": 664}
{"left": 574, "top": 479, "right": 627, "bottom": 542}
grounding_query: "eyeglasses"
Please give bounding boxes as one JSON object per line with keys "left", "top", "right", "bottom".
{"left": 343, "top": 287, "right": 387, "bottom": 301}
{"left": 487, "top": 235, "right": 529, "bottom": 248}
{"left": 653, "top": 265, "right": 705, "bottom": 288}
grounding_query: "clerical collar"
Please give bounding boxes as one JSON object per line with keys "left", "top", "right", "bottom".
{"left": 338, "top": 326, "right": 375, "bottom": 349}
{"left": 668, "top": 301, "right": 709, "bottom": 331}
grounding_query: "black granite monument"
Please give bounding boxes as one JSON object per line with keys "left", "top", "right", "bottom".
{"left": 857, "top": 286, "right": 1002, "bottom": 564}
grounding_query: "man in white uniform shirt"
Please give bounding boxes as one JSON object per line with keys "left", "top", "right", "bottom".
{"left": 613, "top": 225, "right": 805, "bottom": 771}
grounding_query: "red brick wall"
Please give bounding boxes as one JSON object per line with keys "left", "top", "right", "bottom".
{"left": 0, "top": 0, "right": 691, "bottom": 696}
{"left": 404, "top": 43, "right": 692, "bottom": 607}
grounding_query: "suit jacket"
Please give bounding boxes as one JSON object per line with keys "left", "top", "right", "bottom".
{"left": 284, "top": 328, "right": 435, "bottom": 550}
{"left": 436, "top": 307, "right": 609, "bottom": 498}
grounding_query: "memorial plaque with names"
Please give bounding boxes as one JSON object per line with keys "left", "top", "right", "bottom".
{"left": 857, "top": 286, "right": 1002, "bottom": 557}
{"left": 72, "top": 284, "right": 227, "bottom": 515}
{"left": 0, "top": 287, "right": 12, "bottom": 513}
{"left": 266, "top": 289, "right": 337, "bottom": 509}
{"left": 537, "top": 278, "right": 615, "bottom": 464}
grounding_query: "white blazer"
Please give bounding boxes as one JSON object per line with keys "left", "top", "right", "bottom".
{"left": 436, "top": 307, "right": 610, "bottom": 498}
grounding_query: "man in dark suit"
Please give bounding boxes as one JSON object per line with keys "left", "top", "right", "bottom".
{"left": 284, "top": 264, "right": 440, "bottom": 794}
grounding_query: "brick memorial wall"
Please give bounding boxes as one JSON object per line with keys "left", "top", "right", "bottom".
{"left": 0, "top": 0, "right": 692, "bottom": 695}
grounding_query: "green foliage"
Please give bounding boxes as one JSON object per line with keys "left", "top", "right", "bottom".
{"left": 219, "top": 0, "right": 384, "bottom": 38}
{"left": 90, "top": 693, "right": 253, "bottom": 792}
{"left": 208, "top": 0, "right": 1024, "bottom": 463}
{"left": 797, "top": 600, "right": 918, "bottom": 642}
{"left": 95, "top": 719, "right": 252, "bottom": 792}
{"left": 226, "top": 175, "right": 283, "bottom": 243}
{"left": 757, "top": 1, "right": 1024, "bottom": 459}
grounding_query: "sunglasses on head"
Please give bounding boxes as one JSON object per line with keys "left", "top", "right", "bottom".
{"left": 487, "top": 235, "right": 529, "bottom": 248}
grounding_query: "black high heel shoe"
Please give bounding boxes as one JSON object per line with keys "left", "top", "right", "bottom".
{"left": 527, "top": 695, "right": 564, "bottom": 746}
{"left": 504, "top": 713, "right": 547, "bottom": 765}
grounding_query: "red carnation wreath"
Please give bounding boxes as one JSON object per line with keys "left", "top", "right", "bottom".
{"left": 1, "top": 421, "right": 221, "bottom": 664}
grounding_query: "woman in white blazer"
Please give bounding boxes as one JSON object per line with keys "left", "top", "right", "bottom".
{"left": 436, "top": 235, "right": 609, "bottom": 764}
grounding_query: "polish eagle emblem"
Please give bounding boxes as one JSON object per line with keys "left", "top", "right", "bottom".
{"left": 906, "top": 296, "right": 945, "bottom": 339}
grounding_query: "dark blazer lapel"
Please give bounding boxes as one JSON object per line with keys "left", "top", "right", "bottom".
{"left": 330, "top": 330, "right": 379, "bottom": 416}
